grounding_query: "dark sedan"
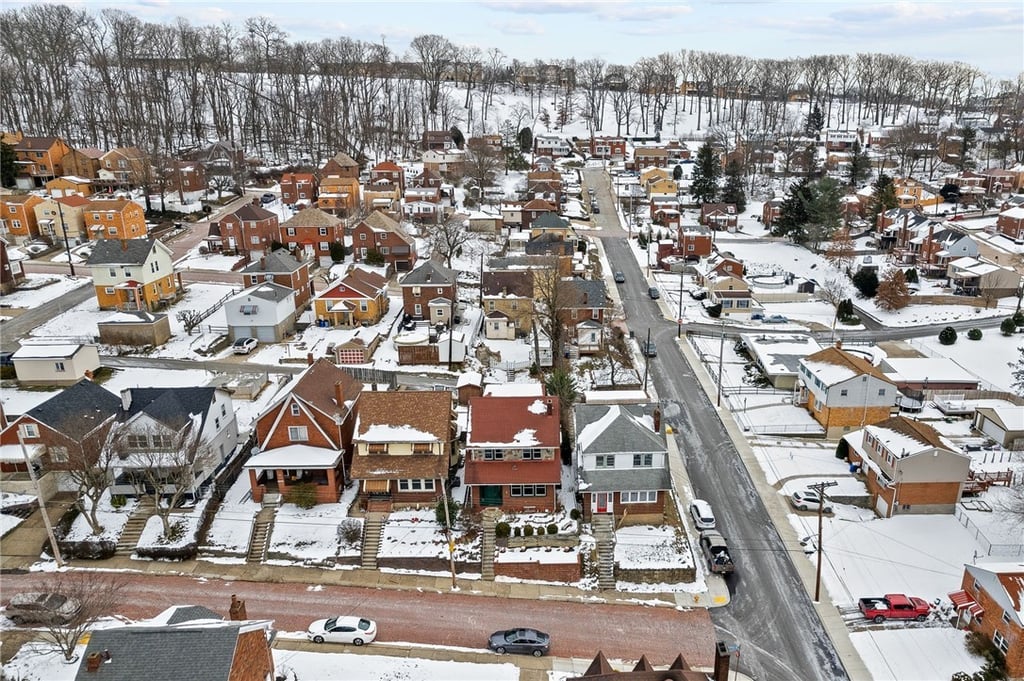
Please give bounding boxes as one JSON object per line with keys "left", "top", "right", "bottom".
{"left": 488, "top": 628, "right": 550, "bottom": 657}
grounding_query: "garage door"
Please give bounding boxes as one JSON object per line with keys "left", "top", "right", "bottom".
{"left": 874, "top": 496, "right": 889, "bottom": 518}
{"left": 978, "top": 417, "right": 1005, "bottom": 445}
{"left": 255, "top": 326, "right": 277, "bottom": 343}
{"left": 229, "top": 326, "right": 251, "bottom": 341}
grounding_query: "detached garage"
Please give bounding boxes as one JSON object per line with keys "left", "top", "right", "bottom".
{"left": 225, "top": 282, "right": 297, "bottom": 343}
{"left": 973, "top": 406, "right": 1024, "bottom": 450}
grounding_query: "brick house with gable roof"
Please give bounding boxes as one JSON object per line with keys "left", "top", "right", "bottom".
{"left": 13, "top": 136, "right": 70, "bottom": 188}
{"left": 317, "top": 175, "right": 360, "bottom": 217}
{"left": 349, "top": 390, "right": 454, "bottom": 511}
{"left": 98, "top": 147, "right": 147, "bottom": 187}
{"left": 521, "top": 198, "right": 557, "bottom": 232}
{"left": 320, "top": 151, "right": 360, "bottom": 179}
{"left": 59, "top": 147, "right": 103, "bottom": 180}
{"left": 700, "top": 203, "right": 738, "bottom": 230}
{"left": 369, "top": 160, "right": 405, "bottom": 193}
{"left": 84, "top": 198, "right": 147, "bottom": 240}
{"left": 481, "top": 270, "right": 534, "bottom": 335}
{"left": 401, "top": 260, "right": 456, "bottom": 322}
{"left": 313, "top": 267, "right": 389, "bottom": 327}
{"left": 996, "top": 206, "right": 1024, "bottom": 241}
{"left": 0, "top": 194, "right": 43, "bottom": 243}
{"left": 279, "top": 206, "right": 343, "bottom": 265}
{"left": 841, "top": 415, "right": 971, "bottom": 517}
{"left": 464, "top": 395, "right": 561, "bottom": 511}
{"left": 215, "top": 202, "right": 278, "bottom": 256}
{"left": 950, "top": 563, "right": 1024, "bottom": 677}
{"left": 350, "top": 210, "right": 416, "bottom": 272}
{"left": 246, "top": 359, "right": 363, "bottom": 504}
{"left": 634, "top": 146, "right": 670, "bottom": 168}
{"left": 279, "top": 172, "right": 317, "bottom": 206}
{"left": 239, "top": 248, "right": 314, "bottom": 309}
{"left": 797, "top": 344, "right": 898, "bottom": 438}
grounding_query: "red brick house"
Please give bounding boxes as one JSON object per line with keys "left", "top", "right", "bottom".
{"left": 319, "top": 151, "right": 360, "bottom": 179}
{"left": 996, "top": 207, "right": 1024, "bottom": 241}
{"left": 280, "top": 172, "right": 318, "bottom": 206}
{"left": 215, "top": 202, "right": 279, "bottom": 256}
{"left": 0, "top": 238, "right": 26, "bottom": 294}
{"left": 349, "top": 390, "right": 454, "bottom": 511}
{"left": 634, "top": 147, "right": 670, "bottom": 168}
{"left": 464, "top": 395, "right": 561, "bottom": 511}
{"left": 762, "top": 198, "right": 783, "bottom": 228}
{"left": 950, "top": 563, "right": 1024, "bottom": 678}
{"left": 413, "top": 168, "right": 444, "bottom": 189}
{"left": 370, "top": 160, "right": 405, "bottom": 193}
{"left": 589, "top": 136, "right": 626, "bottom": 160}
{"left": 13, "top": 136, "right": 71, "bottom": 187}
{"left": 98, "top": 146, "right": 147, "bottom": 188}
{"left": 246, "top": 359, "right": 363, "bottom": 504}
{"left": 520, "top": 199, "right": 557, "bottom": 232}
{"left": 676, "top": 222, "right": 713, "bottom": 259}
{"left": 422, "top": 130, "right": 456, "bottom": 151}
{"left": 166, "top": 160, "right": 206, "bottom": 196}
{"left": 0, "top": 194, "right": 44, "bottom": 243}
{"left": 239, "top": 248, "right": 314, "bottom": 309}
{"left": 279, "top": 207, "right": 343, "bottom": 264}
{"left": 401, "top": 260, "right": 456, "bottom": 321}
{"left": 701, "top": 203, "right": 738, "bottom": 230}
{"left": 351, "top": 210, "right": 416, "bottom": 272}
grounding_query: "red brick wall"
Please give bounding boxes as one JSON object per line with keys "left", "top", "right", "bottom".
{"left": 960, "top": 571, "right": 1024, "bottom": 678}
{"left": 227, "top": 629, "right": 274, "bottom": 681}
{"left": 495, "top": 556, "right": 581, "bottom": 582}
{"left": 257, "top": 398, "right": 340, "bottom": 450}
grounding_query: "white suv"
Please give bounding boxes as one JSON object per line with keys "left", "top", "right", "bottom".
{"left": 689, "top": 499, "right": 716, "bottom": 530}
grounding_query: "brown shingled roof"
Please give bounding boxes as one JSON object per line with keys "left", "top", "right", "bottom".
{"left": 803, "top": 346, "right": 893, "bottom": 383}
{"left": 291, "top": 359, "right": 363, "bottom": 416}
{"left": 280, "top": 206, "right": 343, "bottom": 228}
{"left": 355, "top": 390, "right": 452, "bottom": 442}
{"left": 870, "top": 415, "right": 947, "bottom": 451}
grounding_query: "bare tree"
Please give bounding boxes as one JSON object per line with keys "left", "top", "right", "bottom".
{"left": 462, "top": 139, "right": 503, "bottom": 194}
{"left": 62, "top": 428, "right": 117, "bottom": 536}
{"left": 824, "top": 229, "right": 856, "bottom": 271}
{"left": 875, "top": 268, "right": 910, "bottom": 311}
{"left": 428, "top": 214, "right": 470, "bottom": 269}
{"left": 409, "top": 33, "right": 457, "bottom": 120}
{"left": 29, "top": 572, "right": 124, "bottom": 662}
{"left": 532, "top": 260, "right": 581, "bottom": 370}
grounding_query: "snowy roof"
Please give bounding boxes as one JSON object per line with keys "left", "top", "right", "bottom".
{"left": 574, "top": 403, "right": 665, "bottom": 455}
{"left": 974, "top": 406, "right": 1024, "bottom": 432}
{"left": 0, "top": 443, "right": 45, "bottom": 463}
{"left": 880, "top": 358, "right": 978, "bottom": 385}
{"left": 12, "top": 343, "right": 91, "bottom": 359}
{"left": 466, "top": 396, "right": 560, "bottom": 448}
{"left": 800, "top": 346, "right": 890, "bottom": 386}
{"left": 863, "top": 416, "right": 957, "bottom": 457}
{"left": 741, "top": 334, "right": 823, "bottom": 377}
{"left": 244, "top": 444, "right": 342, "bottom": 469}
{"left": 964, "top": 563, "right": 1024, "bottom": 627}
{"left": 483, "top": 383, "right": 545, "bottom": 397}
{"left": 999, "top": 206, "right": 1024, "bottom": 219}
{"left": 228, "top": 282, "right": 294, "bottom": 304}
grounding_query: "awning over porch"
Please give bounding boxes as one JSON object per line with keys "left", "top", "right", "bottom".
{"left": 363, "top": 479, "right": 390, "bottom": 492}
{"left": 244, "top": 445, "right": 342, "bottom": 469}
{"left": 0, "top": 443, "right": 46, "bottom": 463}
{"left": 948, "top": 590, "right": 984, "bottom": 618}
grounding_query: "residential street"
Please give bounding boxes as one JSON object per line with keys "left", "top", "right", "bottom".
{"left": 587, "top": 167, "right": 848, "bottom": 681}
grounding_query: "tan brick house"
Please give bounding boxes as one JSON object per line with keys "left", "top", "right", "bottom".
{"left": 59, "top": 147, "right": 103, "bottom": 180}
{"left": 246, "top": 359, "right": 363, "bottom": 504}
{"left": 797, "top": 345, "right": 898, "bottom": 438}
{"left": 84, "top": 198, "right": 147, "bottom": 240}
{"left": 13, "top": 136, "right": 70, "bottom": 187}
{"left": 0, "top": 194, "right": 43, "bottom": 243}
{"left": 36, "top": 195, "right": 90, "bottom": 245}
{"left": 481, "top": 270, "right": 534, "bottom": 335}
{"left": 98, "top": 146, "right": 147, "bottom": 187}
{"left": 950, "top": 563, "right": 1024, "bottom": 678}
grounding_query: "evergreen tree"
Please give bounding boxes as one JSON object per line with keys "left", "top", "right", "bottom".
{"left": 672, "top": 164, "right": 683, "bottom": 181}
{"left": 518, "top": 127, "right": 533, "bottom": 153}
{"left": 449, "top": 126, "right": 465, "bottom": 150}
{"left": 804, "top": 176, "right": 843, "bottom": 251}
{"left": 691, "top": 142, "right": 721, "bottom": 205}
{"left": 772, "top": 177, "right": 812, "bottom": 243}
{"left": 805, "top": 104, "right": 825, "bottom": 137}
{"left": 852, "top": 268, "right": 879, "bottom": 298}
{"left": 959, "top": 125, "right": 977, "bottom": 171}
{"left": 721, "top": 159, "right": 746, "bottom": 213}
{"left": 0, "top": 142, "right": 15, "bottom": 188}
{"left": 868, "top": 173, "right": 898, "bottom": 230}
{"left": 847, "top": 140, "right": 871, "bottom": 187}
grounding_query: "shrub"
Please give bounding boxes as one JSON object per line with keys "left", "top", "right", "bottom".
{"left": 495, "top": 521, "right": 511, "bottom": 539}
{"left": 852, "top": 268, "right": 879, "bottom": 298}
{"left": 536, "top": 526, "right": 545, "bottom": 535}
{"left": 546, "top": 523, "right": 558, "bottom": 535}
{"left": 938, "top": 326, "right": 958, "bottom": 345}
{"left": 1000, "top": 317, "right": 1018, "bottom": 336}
{"left": 523, "top": 524, "right": 535, "bottom": 537}
{"left": 338, "top": 519, "right": 362, "bottom": 546}
{"left": 109, "top": 495, "right": 127, "bottom": 509}
{"left": 286, "top": 482, "right": 318, "bottom": 509}
{"left": 328, "top": 241, "right": 347, "bottom": 263}
{"left": 569, "top": 508, "right": 581, "bottom": 521}
{"left": 903, "top": 268, "right": 919, "bottom": 284}
{"left": 364, "top": 249, "right": 385, "bottom": 266}
{"left": 1014, "top": 310, "right": 1024, "bottom": 327}
{"left": 513, "top": 526, "right": 522, "bottom": 537}
{"left": 839, "top": 315, "right": 861, "bottom": 326}
{"left": 967, "top": 328, "right": 982, "bottom": 340}
{"left": 706, "top": 303, "right": 723, "bottom": 318}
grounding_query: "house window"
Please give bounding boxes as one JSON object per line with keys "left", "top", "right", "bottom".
{"left": 359, "top": 301, "right": 368, "bottom": 312}
{"left": 11, "top": 219, "right": 21, "bottom": 229}
{"left": 1001, "top": 611, "right": 1012, "bottom": 625}
{"left": 290, "top": 403, "right": 300, "bottom": 416}
{"left": 510, "top": 484, "right": 545, "bottom": 497}
{"left": 814, "top": 399, "right": 823, "bottom": 411}
{"left": 105, "top": 287, "right": 115, "bottom": 294}
{"left": 50, "top": 446, "right": 69, "bottom": 463}
{"left": 250, "top": 276, "right": 259, "bottom": 285}
{"left": 687, "top": 244, "right": 695, "bottom": 251}
{"left": 398, "top": 479, "right": 436, "bottom": 492}
{"left": 632, "top": 453, "right": 653, "bottom": 468}
{"left": 595, "top": 454, "right": 614, "bottom": 468}
{"left": 288, "top": 426, "right": 308, "bottom": 442}
{"left": 840, "top": 389, "right": 848, "bottom": 397}
{"left": 286, "top": 227, "right": 296, "bottom": 236}
{"left": 108, "top": 268, "right": 117, "bottom": 277}
{"left": 319, "top": 242, "right": 329, "bottom": 251}
{"left": 221, "top": 404, "right": 227, "bottom": 417}
{"left": 152, "top": 434, "right": 175, "bottom": 449}
{"left": 125, "top": 434, "right": 149, "bottom": 449}
{"left": 318, "top": 227, "right": 328, "bottom": 236}
{"left": 214, "top": 417, "right": 220, "bottom": 429}
{"left": 54, "top": 361, "right": 65, "bottom": 372}
{"left": 240, "top": 304, "right": 258, "bottom": 315}
{"left": 521, "top": 448, "right": 542, "bottom": 460}
{"left": 993, "top": 631, "right": 1008, "bottom": 655}
{"left": 368, "top": 443, "right": 387, "bottom": 454}
{"left": 359, "top": 233, "right": 366, "bottom": 240}
{"left": 878, "top": 388, "right": 887, "bottom": 396}
{"left": 19, "top": 424, "right": 39, "bottom": 438}
{"left": 435, "top": 308, "right": 444, "bottom": 317}
{"left": 591, "top": 308, "right": 599, "bottom": 319}
{"left": 482, "top": 448, "right": 504, "bottom": 461}
{"left": 380, "top": 247, "right": 389, "bottom": 255}
{"left": 412, "top": 442, "right": 432, "bottom": 454}
{"left": 250, "top": 235, "right": 261, "bottom": 245}
{"left": 108, "top": 227, "right": 117, "bottom": 235}
{"left": 621, "top": 490, "right": 656, "bottom": 503}
{"left": 122, "top": 268, "right": 132, "bottom": 277}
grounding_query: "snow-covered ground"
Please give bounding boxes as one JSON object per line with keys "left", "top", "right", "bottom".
{"left": 0, "top": 274, "right": 91, "bottom": 309}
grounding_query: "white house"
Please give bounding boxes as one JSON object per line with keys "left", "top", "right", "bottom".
{"left": 972, "top": 406, "right": 1024, "bottom": 450}
{"left": 224, "top": 282, "right": 297, "bottom": 343}
{"left": 12, "top": 343, "right": 100, "bottom": 386}
{"left": 534, "top": 135, "right": 572, "bottom": 157}
{"left": 797, "top": 345, "right": 898, "bottom": 438}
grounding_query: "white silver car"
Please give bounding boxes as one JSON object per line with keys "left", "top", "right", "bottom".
{"left": 689, "top": 499, "right": 716, "bottom": 530}
{"left": 307, "top": 616, "right": 377, "bottom": 646}
{"left": 790, "top": 490, "right": 833, "bottom": 513}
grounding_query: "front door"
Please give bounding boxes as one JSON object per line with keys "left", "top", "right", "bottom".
{"left": 593, "top": 492, "right": 613, "bottom": 515}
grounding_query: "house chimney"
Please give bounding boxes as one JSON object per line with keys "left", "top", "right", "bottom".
{"left": 307, "top": 352, "right": 314, "bottom": 366}
{"left": 120, "top": 389, "right": 132, "bottom": 411}
{"left": 712, "top": 641, "right": 732, "bottom": 681}
{"left": 835, "top": 339, "right": 843, "bottom": 350}
{"left": 86, "top": 652, "right": 103, "bottom": 673}
{"left": 120, "top": 239, "right": 128, "bottom": 251}
{"left": 653, "top": 407, "right": 661, "bottom": 433}
{"left": 229, "top": 594, "right": 247, "bottom": 621}
{"left": 546, "top": 399, "right": 553, "bottom": 416}
{"left": 259, "top": 256, "right": 267, "bottom": 271}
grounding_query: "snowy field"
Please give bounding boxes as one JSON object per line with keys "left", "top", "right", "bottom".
{"left": 0, "top": 274, "right": 91, "bottom": 308}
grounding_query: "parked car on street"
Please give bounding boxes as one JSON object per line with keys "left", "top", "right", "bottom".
{"left": 648, "top": 287, "right": 660, "bottom": 299}
{"left": 5, "top": 592, "right": 81, "bottom": 625}
{"left": 488, "top": 628, "right": 550, "bottom": 657}
{"left": 689, "top": 499, "right": 716, "bottom": 530}
{"left": 789, "top": 489, "right": 833, "bottom": 513}
{"left": 613, "top": 271, "right": 625, "bottom": 283}
{"left": 641, "top": 340, "right": 657, "bottom": 357}
{"left": 232, "top": 337, "right": 258, "bottom": 355}
{"left": 764, "top": 314, "right": 788, "bottom": 324}
{"left": 307, "top": 616, "right": 377, "bottom": 645}
{"left": 260, "top": 193, "right": 276, "bottom": 204}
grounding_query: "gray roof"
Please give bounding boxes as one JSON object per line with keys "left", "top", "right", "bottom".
{"left": 74, "top": 625, "right": 241, "bottom": 681}
{"left": 401, "top": 260, "right": 456, "bottom": 287}
{"left": 230, "top": 204, "right": 276, "bottom": 221}
{"left": 164, "top": 605, "right": 223, "bottom": 624}
{"left": 578, "top": 467, "right": 672, "bottom": 492}
{"left": 233, "top": 282, "right": 295, "bottom": 303}
{"left": 26, "top": 379, "right": 120, "bottom": 439}
{"left": 240, "top": 249, "right": 307, "bottom": 275}
{"left": 120, "top": 387, "right": 217, "bottom": 431}
{"left": 574, "top": 403, "right": 666, "bottom": 455}
{"left": 566, "top": 279, "right": 608, "bottom": 308}
{"left": 86, "top": 238, "right": 158, "bottom": 266}
{"left": 532, "top": 212, "right": 569, "bottom": 229}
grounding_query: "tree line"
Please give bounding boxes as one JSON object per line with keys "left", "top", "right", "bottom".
{"left": 1, "top": 3, "right": 1022, "bottom": 168}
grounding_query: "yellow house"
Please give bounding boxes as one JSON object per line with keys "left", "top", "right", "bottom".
{"left": 85, "top": 237, "right": 180, "bottom": 311}
{"left": 645, "top": 177, "right": 678, "bottom": 200}
{"left": 312, "top": 267, "right": 389, "bottom": 327}
{"left": 33, "top": 195, "right": 90, "bottom": 244}
{"left": 45, "top": 176, "right": 93, "bottom": 198}
{"left": 893, "top": 177, "right": 942, "bottom": 210}
{"left": 640, "top": 167, "right": 672, "bottom": 186}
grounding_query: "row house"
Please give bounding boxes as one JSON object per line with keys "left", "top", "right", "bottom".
{"left": 370, "top": 160, "right": 405, "bottom": 193}
{"left": 521, "top": 198, "right": 557, "bottom": 232}
{"left": 85, "top": 237, "right": 180, "bottom": 312}
{"left": 60, "top": 147, "right": 103, "bottom": 180}
{"left": 350, "top": 210, "right": 416, "bottom": 272}
{"left": 946, "top": 256, "right": 1022, "bottom": 297}
{"left": 239, "top": 248, "right": 314, "bottom": 309}
{"left": 574, "top": 403, "right": 671, "bottom": 522}
{"left": 99, "top": 147, "right": 147, "bottom": 188}
{"left": 0, "top": 194, "right": 43, "bottom": 243}
{"left": 841, "top": 416, "right": 970, "bottom": 517}
{"left": 422, "top": 149, "right": 465, "bottom": 178}
{"left": 634, "top": 146, "right": 670, "bottom": 168}
{"left": 464, "top": 395, "right": 561, "bottom": 512}
{"left": 422, "top": 130, "right": 456, "bottom": 151}
{"left": 215, "top": 202, "right": 279, "bottom": 256}
{"left": 319, "top": 151, "right": 360, "bottom": 179}
{"left": 34, "top": 195, "right": 90, "bottom": 245}
{"left": 313, "top": 267, "right": 389, "bottom": 328}
{"left": 280, "top": 172, "right": 317, "bottom": 206}
{"left": 996, "top": 206, "right": 1024, "bottom": 241}
{"left": 533, "top": 135, "right": 572, "bottom": 157}
{"left": 85, "top": 199, "right": 147, "bottom": 241}
{"left": 13, "top": 136, "right": 71, "bottom": 188}
{"left": 349, "top": 390, "right": 454, "bottom": 512}
{"left": 951, "top": 563, "right": 1024, "bottom": 678}
{"left": 317, "top": 175, "right": 360, "bottom": 217}
{"left": 401, "top": 260, "right": 456, "bottom": 322}
{"left": 45, "top": 175, "right": 93, "bottom": 198}
{"left": 912, "top": 226, "right": 979, "bottom": 278}
{"left": 481, "top": 270, "right": 534, "bottom": 339}
{"left": 701, "top": 203, "right": 738, "bottom": 230}
{"left": 797, "top": 344, "right": 898, "bottom": 438}
{"left": 559, "top": 278, "right": 608, "bottom": 354}
{"left": 589, "top": 136, "right": 626, "bottom": 160}
{"left": 246, "top": 359, "right": 363, "bottom": 504}
{"left": 279, "top": 207, "right": 343, "bottom": 265}
{"left": 877, "top": 208, "right": 934, "bottom": 257}
{"left": 0, "top": 239, "right": 26, "bottom": 294}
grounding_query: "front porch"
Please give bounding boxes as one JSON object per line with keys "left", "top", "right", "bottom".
{"left": 244, "top": 444, "right": 345, "bottom": 504}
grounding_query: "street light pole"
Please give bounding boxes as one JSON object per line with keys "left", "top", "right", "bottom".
{"left": 642, "top": 327, "right": 651, "bottom": 393}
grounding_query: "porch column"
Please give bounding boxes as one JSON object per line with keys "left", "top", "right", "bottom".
{"left": 327, "top": 468, "right": 338, "bottom": 497}
{"left": 248, "top": 469, "right": 264, "bottom": 503}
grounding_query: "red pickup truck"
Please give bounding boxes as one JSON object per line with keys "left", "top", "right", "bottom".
{"left": 858, "top": 594, "right": 931, "bottom": 623}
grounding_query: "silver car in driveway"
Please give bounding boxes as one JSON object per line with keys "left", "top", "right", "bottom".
{"left": 5, "top": 592, "right": 81, "bottom": 625}
{"left": 488, "top": 628, "right": 550, "bottom": 656}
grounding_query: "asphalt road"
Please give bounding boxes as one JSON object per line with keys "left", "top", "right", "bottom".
{"left": 1, "top": 572, "right": 716, "bottom": 665}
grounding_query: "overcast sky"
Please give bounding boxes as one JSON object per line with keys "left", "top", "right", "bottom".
{"left": 24, "top": 0, "right": 1024, "bottom": 80}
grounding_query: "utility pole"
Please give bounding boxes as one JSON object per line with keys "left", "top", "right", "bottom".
{"left": 677, "top": 273, "right": 685, "bottom": 338}
{"left": 642, "top": 328, "right": 651, "bottom": 393}
{"left": 716, "top": 320, "right": 725, "bottom": 407}
{"left": 439, "top": 476, "right": 457, "bottom": 590}
{"left": 56, "top": 200, "right": 75, "bottom": 277}
{"left": 18, "top": 430, "right": 63, "bottom": 567}
{"left": 810, "top": 480, "right": 838, "bottom": 602}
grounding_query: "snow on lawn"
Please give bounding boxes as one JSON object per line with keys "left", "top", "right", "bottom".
{"left": 912, "top": 331, "right": 1024, "bottom": 393}
{"left": 849, "top": 628, "right": 984, "bottom": 681}
{"left": 202, "top": 474, "right": 260, "bottom": 555}
{"left": 63, "top": 490, "right": 137, "bottom": 543}
{"left": 750, "top": 440, "right": 860, "bottom": 487}
{"left": 614, "top": 525, "right": 692, "bottom": 570}
{"left": 268, "top": 502, "right": 348, "bottom": 563}
{"left": 29, "top": 295, "right": 109, "bottom": 338}
{"left": 136, "top": 499, "right": 208, "bottom": 553}
{"left": 861, "top": 300, "right": 1013, "bottom": 328}
{"left": 379, "top": 509, "right": 480, "bottom": 563}
{"left": 2, "top": 274, "right": 91, "bottom": 308}
{"left": 176, "top": 245, "right": 244, "bottom": 272}
{"left": 271, "top": 649, "right": 519, "bottom": 681}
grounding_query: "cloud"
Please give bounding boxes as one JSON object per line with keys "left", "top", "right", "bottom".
{"left": 493, "top": 18, "right": 545, "bottom": 35}
{"left": 485, "top": 0, "right": 692, "bottom": 21}
{"left": 758, "top": 2, "right": 1022, "bottom": 38}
